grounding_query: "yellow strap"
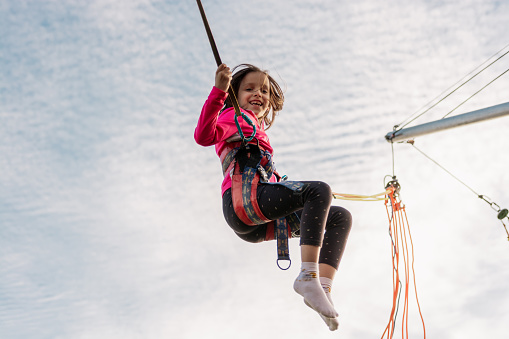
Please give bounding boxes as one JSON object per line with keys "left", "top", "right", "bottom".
{"left": 332, "top": 189, "right": 391, "bottom": 202}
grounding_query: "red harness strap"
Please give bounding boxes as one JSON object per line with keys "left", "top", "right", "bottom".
{"left": 219, "top": 142, "right": 240, "bottom": 175}
{"left": 221, "top": 142, "right": 272, "bottom": 225}
{"left": 221, "top": 142, "right": 293, "bottom": 270}
{"left": 233, "top": 164, "right": 271, "bottom": 225}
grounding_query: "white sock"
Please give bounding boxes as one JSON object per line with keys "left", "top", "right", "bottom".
{"left": 320, "top": 277, "right": 333, "bottom": 296}
{"left": 294, "top": 262, "right": 338, "bottom": 318}
{"left": 320, "top": 277, "right": 339, "bottom": 331}
{"left": 303, "top": 276, "right": 339, "bottom": 331}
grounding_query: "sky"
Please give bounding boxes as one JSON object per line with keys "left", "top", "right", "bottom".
{"left": 1, "top": 0, "right": 509, "bottom": 338}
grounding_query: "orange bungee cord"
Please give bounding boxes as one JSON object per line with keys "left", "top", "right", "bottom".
{"left": 381, "top": 177, "right": 426, "bottom": 339}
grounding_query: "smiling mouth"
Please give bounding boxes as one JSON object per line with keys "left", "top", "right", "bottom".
{"left": 250, "top": 101, "right": 262, "bottom": 106}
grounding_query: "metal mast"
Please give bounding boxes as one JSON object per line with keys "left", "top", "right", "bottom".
{"left": 385, "top": 101, "right": 509, "bottom": 143}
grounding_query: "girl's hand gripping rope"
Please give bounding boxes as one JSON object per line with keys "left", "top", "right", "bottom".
{"left": 215, "top": 64, "right": 232, "bottom": 92}
{"left": 214, "top": 64, "right": 257, "bottom": 143}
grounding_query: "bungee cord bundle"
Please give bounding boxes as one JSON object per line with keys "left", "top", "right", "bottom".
{"left": 381, "top": 179, "right": 426, "bottom": 339}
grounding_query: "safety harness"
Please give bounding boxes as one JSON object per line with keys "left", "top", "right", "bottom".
{"left": 220, "top": 139, "right": 301, "bottom": 270}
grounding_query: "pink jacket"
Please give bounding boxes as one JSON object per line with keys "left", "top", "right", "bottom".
{"left": 194, "top": 86, "right": 278, "bottom": 195}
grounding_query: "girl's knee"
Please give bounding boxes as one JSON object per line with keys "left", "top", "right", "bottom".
{"left": 317, "top": 181, "right": 332, "bottom": 196}
{"left": 328, "top": 206, "right": 353, "bottom": 230}
{"left": 304, "top": 181, "right": 332, "bottom": 203}
{"left": 342, "top": 209, "right": 353, "bottom": 229}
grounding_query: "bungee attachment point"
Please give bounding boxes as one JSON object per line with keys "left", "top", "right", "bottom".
{"left": 385, "top": 176, "right": 401, "bottom": 197}
{"left": 234, "top": 112, "right": 257, "bottom": 143}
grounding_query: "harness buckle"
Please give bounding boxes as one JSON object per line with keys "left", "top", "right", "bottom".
{"left": 257, "top": 165, "right": 269, "bottom": 182}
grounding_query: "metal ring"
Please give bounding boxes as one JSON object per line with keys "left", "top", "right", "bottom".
{"left": 277, "top": 258, "right": 291, "bottom": 270}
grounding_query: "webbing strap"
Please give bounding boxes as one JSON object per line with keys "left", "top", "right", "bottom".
{"left": 275, "top": 217, "right": 291, "bottom": 270}
{"left": 223, "top": 143, "right": 294, "bottom": 270}
{"left": 219, "top": 142, "right": 240, "bottom": 177}
{"left": 232, "top": 163, "right": 271, "bottom": 225}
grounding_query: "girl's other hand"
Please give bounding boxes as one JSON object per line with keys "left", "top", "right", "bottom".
{"left": 215, "top": 64, "right": 232, "bottom": 92}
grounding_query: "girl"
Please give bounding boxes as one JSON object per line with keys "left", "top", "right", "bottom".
{"left": 194, "top": 63, "right": 352, "bottom": 331}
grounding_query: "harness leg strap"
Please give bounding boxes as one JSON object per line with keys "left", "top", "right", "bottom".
{"left": 275, "top": 217, "right": 291, "bottom": 270}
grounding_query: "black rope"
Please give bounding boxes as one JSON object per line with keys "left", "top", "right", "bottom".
{"left": 196, "top": 0, "right": 243, "bottom": 118}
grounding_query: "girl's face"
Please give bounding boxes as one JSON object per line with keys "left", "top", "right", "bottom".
{"left": 237, "top": 71, "right": 270, "bottom": 118}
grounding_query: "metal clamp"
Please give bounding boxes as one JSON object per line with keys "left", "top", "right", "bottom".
{"left": 385, "top": 176, "right": 401, "bottom": 197}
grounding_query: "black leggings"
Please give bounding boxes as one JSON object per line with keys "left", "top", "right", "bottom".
{"left": 222, "top": 181, "right": 352, "bottom": 269}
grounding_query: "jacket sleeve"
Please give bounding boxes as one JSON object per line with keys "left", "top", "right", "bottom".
{"left": 194, "top": 86, "right": 231, "bottom": 146}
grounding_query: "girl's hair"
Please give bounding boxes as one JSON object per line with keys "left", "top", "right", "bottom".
{"left": 224, "top": 64, "right": 284, "bottom": 130}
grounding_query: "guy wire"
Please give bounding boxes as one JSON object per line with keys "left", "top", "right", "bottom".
{"left": 441, "top": 67, "right": 509, "bottom": 119}
{"left": 396, "top": 44, "right": 509, "bottom": 130}
{"left": 410, "top": 143, "right": 479, "bottom": 197}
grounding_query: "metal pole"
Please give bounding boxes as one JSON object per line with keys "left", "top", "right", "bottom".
{"left": 385, "top": 101, "right": 509, "bottom": 142}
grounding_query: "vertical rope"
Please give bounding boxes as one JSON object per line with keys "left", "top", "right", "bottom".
{"left": 196, "top": 0, "right": 256, "bottom": 142}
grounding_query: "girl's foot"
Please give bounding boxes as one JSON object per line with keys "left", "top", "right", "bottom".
{"left": 304, "top": 277, "right": 339, "bottom": 331}
{"left": 293, "top": 263, "right": 338, "bottom": 319}
{"left": 304, "top": 300, "right": 339, "bottom": 331}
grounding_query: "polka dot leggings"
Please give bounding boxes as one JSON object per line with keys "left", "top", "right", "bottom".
{"left": 222, "top": 181, "right": 352, "bottom": 269}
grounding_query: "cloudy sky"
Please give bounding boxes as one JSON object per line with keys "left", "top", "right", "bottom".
{"left": 1, "top": 0, "right": 508, "bottom": 338}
